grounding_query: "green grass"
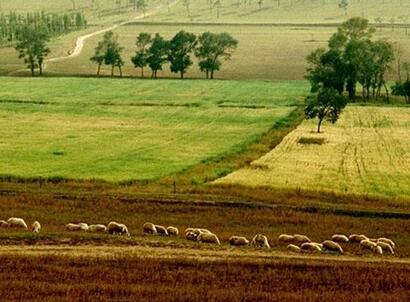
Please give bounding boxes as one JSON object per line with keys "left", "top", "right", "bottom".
{"left": 0, "top": 77, "right": 306, "bottom": 182}
{"left": 217, "top": 106, "right": 410, "bottom": 200}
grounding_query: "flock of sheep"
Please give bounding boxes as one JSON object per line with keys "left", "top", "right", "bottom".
{"left": 0, "top": 218, "right": 397, "bottom": 256}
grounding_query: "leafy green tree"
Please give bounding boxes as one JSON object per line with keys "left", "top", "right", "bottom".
{"left": 15, "top": 25, "right": 50, "bottom": 76}
{"left": 305, "top": 87, "right": 347, "bottom": 133}
{"left": 90, "top": 41, "right": 106, "bottom": 76}
{"left": 131, "top": 33, "right": 152, "bottom": 78}
{"left": 147, "top": 33, "right": 169, "bottom": 78}
{"left": 168, "top": 31, "right": 197, "bottom": 79}
{"left": 196, "top": 32, "right": 238, "bottom": 79}
{"left": 90, "top": 31, "right": 123, "bottom": 77}
{"left": 392, "top": 80, "right": 410, "bottom": 104}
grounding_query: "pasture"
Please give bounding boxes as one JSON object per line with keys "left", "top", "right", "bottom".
{"left": 217, "top": 106, "right": 410, "bottom": 201}
{"left": 0, "top": 77, "right": 306, "bottom": 181}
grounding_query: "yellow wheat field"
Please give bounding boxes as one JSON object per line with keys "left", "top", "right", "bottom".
{"left": 216, "top": 106, "right": 410, "bottom": 200}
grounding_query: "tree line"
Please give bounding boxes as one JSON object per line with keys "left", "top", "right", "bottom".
{"left": 0, "top": 11, "right": 87, "bottom": 46}
{"left": 90, "top": 30, "right": 238, "bottom": 79}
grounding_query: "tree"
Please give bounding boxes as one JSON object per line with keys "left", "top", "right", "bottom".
{"left": 305, "top": 87, "right": 347, "bottom": 133}
{"left": 90, "top": 31, "right": 123, "bottom": 77}
{"left": 195, "top": 32, "right": 238, "bottom": 79}
{"left": 15, "top": 25, "right": 50, "bottom": 76}
{"left": 338, "top": 0, "right": 348, "bottom": 16}
{"left": 168, "top": 31, "right": 197, "bottom": 79}
{"left": 90, "top": 40, "right": 106, "bottom": 76}
{"left": 131, "top": 33, "right": 152, "bottom": 78}
{"left": 147, "top": 33, "right": 168, "bottom": 78}
{"left": 392, "top": 80, "right": 410, "bottom": 104}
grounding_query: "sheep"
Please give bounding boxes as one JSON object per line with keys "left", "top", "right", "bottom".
{"left": 229, "top": 236, "right": 249, "bottom": 246}
{"left": 331, "top": 234, "right": 349, "bottom": 243}
{"left": 143, "top": 223, "right": 157, "bottom": 235}
{"left": 301, "top": 242, "right": 323, "bottom": 253}
{"left": 322, "top": 240, "right": 343, "bottom": 254}
{"left": 65, "top": 223, "right": 82, "bottom": 231}
{"left": 349, "top": 234, "right": 368, "bottom": 243}
{"left": 278, "top": 234, "right": 294, "bottom": 243}
{"left": 78, "top": 223, "right": 89, "bottom": 232}
{"left": 293, "top": 234, "right": 311, "bottom": 244}
{"left": 377, "top": 238, "right": 396, "bottom": 249}
{"left": 167, "top": 226, "right": 179, "bottom": 236}
{"left": 107, "top": 221, "right": 130, "bottom": 236}
{"left": 377, "top": 242, "right": 394, "bottom": 255}
{"left": 7, "top": 217, "right": 28, "bottom": 229}
{"left": 88, "top": 224, "right": 107, "bottom": 233}
{"left": 250, "top": 234, "right": 270, "bottom": 249}
{"left": 32, "top": 221, "right": 41, "bottom": 233}
{"left": 287, "top": 244, "right": 301, "bottom": 253}
{"left": 0, "top": 220, "right": 9, "bottom": 228}
{"left": 360, "top": 239, "right": 377, "bottom": 250}
{"left": 154, "top": 225, "right": 169, "bottom": 236}
{"left": 197, "top": 232, "right": 220, "bottom": 245}
{"left": 198, "top": 228, "right": 212, "bottom": 234}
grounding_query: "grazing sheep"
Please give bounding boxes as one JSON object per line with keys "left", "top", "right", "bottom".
{"left": 278, "top": 234, "right": 294, "bottom": 243}
{"left": 197, "top": 232, "right": 220, "bottom": 245}
{"left": 360, "top": 239, "right": 378, "bottom": 250}
{"left": 78, "top": 223, "right": 89, "bottom": 232}
{"left": 301, "top": 242, "right": 323, "bottom": 252}
{"left": 250, "top": 234, "right": 270, "bottom": 249}
{"left": 229, "top": 236, "right": 249, "bottom": 246}
{"left": 349, "top": 234, "right": 368, "bottom": 243}
{"left": 32, "top": 221, "right": 41, "bottom": 233}
{"left": 65, "top": 223, "right": 82, "bottom": 231}
{"left": 374, "top": 245, "right": 383, "bottom": 255}
{"left": 377, "top": 238, "right": 396, "bottom": 249}
{"left": 287, "top": 244, "right": 301, "bottom": 253}
{"left": 167, "top": 226, "right": 179, "bottom": 236}
{"left": 322, "top": 240, "right": 343, "bottom": 254}
{"left": 185, "top": 231, "right": 198, "bottom": 241}
{"left": 143, "top": 223, "right": 157, "bottom": 235}
{"left": 0, "top": 220, "right": 9, "bottom": 228}
{"left": 7, "top": 217, "right": 28, "bottom": 229}
{"left": 331, "top": 234, "right": 349, "bottom": 243}
{"left": 88, "top": 224, "right": 107, "bottom": 233}
{"left": 107, "top": 221, "right": 130, "bottom": 236}
{"left": 377, "top": 242, "right": 394, "bottom": 254}
{"left": 293, "top": 234, "right": 311, "bottom": 244}
{"left": 154, "top": 225, "right": 169, "bottom": 236}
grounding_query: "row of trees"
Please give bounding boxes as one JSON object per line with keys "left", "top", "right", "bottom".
{"left": 0, "top": 11, "right": 87, "bottom": 45}
{"left": 91, "top": 30, "right": 238, "bottom": 79}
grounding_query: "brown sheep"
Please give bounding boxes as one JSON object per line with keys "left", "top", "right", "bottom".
{"left": 143, "top": 223, "right": 157, "bottom": 235}
{"left": 293, "top": 234, "right": 311, "bottom": 244}
{"left": 155, "top": 225, "right": 169, "bottom": 236}
{"left": 229, "top": 236, "right": 249, "bottom": 246}
{"left": 278, "top": 234, "right": 294, "bottom": 243}
{"left": 331, "top": 234, "right": 349, "bottom": 243}
{"left": 250, "top": 234, "right": 270, "bottom": 249}
{"left": 287, "top": 244, "right": 301, "bottom": 253}
{"left": 322, "top": 240, "right": 343, "bottom": 254}
{"left": 167, "top": 226, "right": 179, "bottom": 236}
{"left": 197, "top": 233, "right": 220, "bottom": 245}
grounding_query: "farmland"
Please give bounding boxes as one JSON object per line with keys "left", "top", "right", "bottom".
{"left": 217, "top": 106, "right": 410, "bottom": 201}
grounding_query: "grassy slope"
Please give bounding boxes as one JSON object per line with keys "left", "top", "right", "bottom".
{"left": 217, "top": 106, "right": 410, "bottom": 200}
{"left": 0, "top": 77, "right": 307, "bottom": 181}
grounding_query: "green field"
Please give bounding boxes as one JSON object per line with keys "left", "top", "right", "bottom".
{"left": 0, "top": 77, "right": 306, "bottom": 181}
{"left": 217, "top": 106, "right": 410, "bottom": 200}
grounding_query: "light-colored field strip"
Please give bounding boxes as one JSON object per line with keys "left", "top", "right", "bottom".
{"left": 216, "top": 106, "right": 410, "bottom": 200}
{"left": 0, "top": 245, "right": 409, "bottom": 265}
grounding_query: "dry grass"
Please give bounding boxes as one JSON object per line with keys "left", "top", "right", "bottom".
{"left": 217, "top": 106, "right": 410, "bottom": 201}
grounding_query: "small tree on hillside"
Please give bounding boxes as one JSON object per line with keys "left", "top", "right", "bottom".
{"left": 168, "top": 31, "right": 197, "bottom": 79}
{"left": 147, "top": 33, "right": 169, "bottom": 78}
{"left": 131, "top": 32, "right": 152, "bottom": 78}
{"left": 305, "top": 87, "right": 347, "bottom": 133}
{"left": 90, "top": 41, "right": 106, "bottom": 76}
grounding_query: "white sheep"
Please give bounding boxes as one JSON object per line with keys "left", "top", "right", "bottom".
{"left": 197, "top": 232, "right": 220, "bottom": 245}
{"left": 360, "top": 239, "right": 377, "bottom": 250}
{"left": 250, "top": 234, "right": 270, "bottom": 249}
{"left": 78, "top": 223, "right": 89, "bottom": 232}
{"left": 287, "top": 244, "right": 301, "bottom": 253}
{"left": 278, "top": 234, "right": 294, "bottom": 243}
{"left": 88, "top": 224, "right": 107, "bottom": 233}
{"left": 349, "top": 234, "right": 368, "bottom": 243}
{"left": 301, "top": 242, "right": 323, "bottom": 253}
{"left": 377, "top": 238, "right": 396, "bottom": 249}
{"left": 167, "top": 226, "right": 179, "bottom": 236}
{"left": 377, "top": 242, "right": 394, "bottom": 254}
{"left": 331, "top": 234, "right": 349, "bottom": 243}
{"left": 107, "top": 221, "right": 130, "bottom": 236}
{"left": 65, "top": 223, "right": 82, "bottom": 231}
{"left": 7, "top": 217, "right": 28, "bottom": 229}
{"left": 154, "top": 225, "right": 169, "bottom": 236}
{"left": 229, "top": 236, "right": 249, "bottom": 246}
{"left": 293, "top": 234, "right": 311, "bottom": 244}
{"left": 32, "top": 221, "right": 41, "bottom": 233}
{"left": 0, "top": 220, "right": 9, "bottom": 227}
{"left": 143, "top": 222, "right": 157, "bottom": 235}
{"left": 322, "top": 240, "right": 343, "bottom": 254}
